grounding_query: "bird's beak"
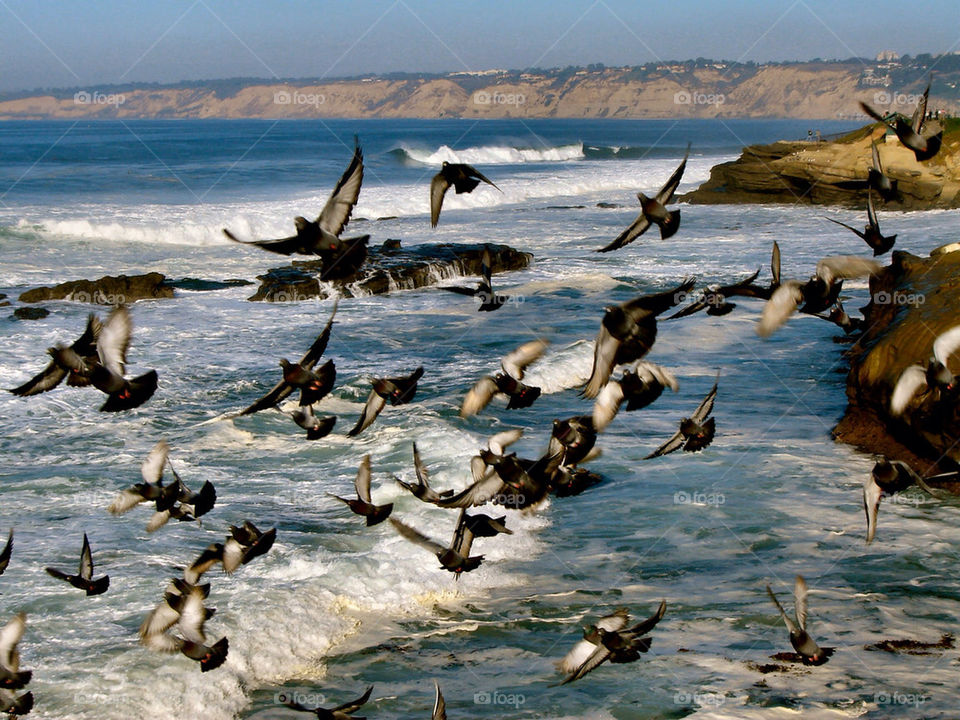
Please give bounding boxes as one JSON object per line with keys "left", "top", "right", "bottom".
{"left": 863, "top": 476, "right": 883, "bottom": 544}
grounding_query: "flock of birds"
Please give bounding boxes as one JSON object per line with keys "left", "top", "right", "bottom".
{"left": 1, "top": 84, "right": 957, "bottom": 718}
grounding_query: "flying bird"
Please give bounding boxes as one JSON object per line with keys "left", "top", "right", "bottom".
{"left": 548, "top": 415, "right": 598, "bottom": 467}
{"left": 435, "top": 430, "right": 526, "bottom": 509}
{"left": 395, "top": 442, "right": 455, "bottom": 504}
{"left": 598, "top": 144, "right": 690, "bottom": 252}
{"left": 139, "top": 581, "right": 229, "bottom": 672}
{"left": 460, "top": 339, "right": 548, "bottom": 417}
{"left": 440, "top": 247, "right": 511, "bottom": 312}
{"left": 757, "top": 256, "right": 881, "bottom": 337}
{"left": 766, "top": 576, "right": 832, "bottom": 665}
{"left": 557, "top": 600, "right": 667, "bottom": 684}
{"left": 277, "top": 404, "right": 337, "bottom": 440}
{"left": 592, "top": 361, "right": 678, "bottom": 432}
{"left": 890, "top": 324, "right": 960, "bottom": 416}
{"left": 860, "top": 83, "right": 942, "bottom": 162}
{"left": 390, "top": 511, "right": 485, "bottom": 577}
{"left": 223, "top": 139, "right": 367, "bottom": 257}
{"left": 239, "top": 301, "right": 337, "bottom": 416}
{"left": 432, "top": 682, "right": 446, "bottom": 720}
{"left": 430, "top": 162, "right": 501, "bottom": 227}
{"left": 184, "top": 522, "right": 278, "bottom": 584}
{"left": 108, "top": 440, "right": 171, "bottom": 515}
{"left": 45, "top": 533, "right": 109, "bottom": 596}
{"left": 8, "top": 313, "right": 102, "bottom": 396}
{"left": 329, "top": 455, "right": 394, "bottom": 526}
{"left": 862, "top": 458, "right": 960, "bottom": 543}
{"left": 645, "top": 374, "right": 718, "bottom": 459}
{"left": 281, "top": 685, "right": 373, "bottom": 719}
{"left": 78, "top": 305, "right": 158, "bottom": 412}
{"left": 347, "top": 366, "right": 424, "bottom": 437}
{"left": 582, "top": 278, "right": 694, "bottom": 398}
{"left": 825, "top": 189, "right": 896, "bottom": 256}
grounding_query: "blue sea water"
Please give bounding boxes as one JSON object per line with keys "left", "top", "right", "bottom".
{"left": 1, "top": 118, "right": 959, "bottom": 720}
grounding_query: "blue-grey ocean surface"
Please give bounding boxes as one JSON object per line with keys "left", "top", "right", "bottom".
{"left": 1, "top": 118, "right": 958, "bottom": 719}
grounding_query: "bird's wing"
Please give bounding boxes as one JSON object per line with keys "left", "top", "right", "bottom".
{"left": 176, "top": 586, "right": 209, "bottom": 644}
{"left": 72, "top": 313, "right": 102, "bottom": 355}
{"left": 480, "top": 246, "right": 495, "bottom": 294}
{"left": 97, "top": 305, "right": 132, "bottom": 376}
{"left": 911, "top": 84, "right": 929, "bottom": 135}
{"left": 626, "top": 600, "right": 666, "bottom": 637}
{"left": 655, "top": 143, "right": 690, "bottom": 205}
{"left": 466, "top": 164, "right": 501, "bottom": 191}
{"left": 222, "top": 228, "right": 303, "bottom": 255}
{"left": 815, "top": 256, "right": 881, "bottom": 286}
{"left": 238, "top": 375, "right": 291, "bottom": 416}
{"left": 824, "top": 217, "right": 867, "bottom": 241}
{"left": 558, "top": 638, "right": 601, "bottom": 675}
{"left": 636, "top": 361, "right": 679, "bottom": 391}
{"left": 563, "top": 644, "right": 612, "bottom": 684}
{"left": 299, "top": 300, "right": 338, "bottom": 370}
{"left": 78, "top": 534, "right": 94, "bottom": 580}
{"left": 488, "top": 428, "right": 524, "bottom": 455}
{"left": 435, "top": 473, "right": 506, "bottom": 508}
{"left": 146, "top": 510, "right": 172, "bottom": 533}
{"left": 430, "top": 173, "right": 450, "bottom": 227}
{"left": 432, "top": 682, "right": 446, "bottom": 720}
{"left": 581, "top": 326, "right": 619, "bottom": 399}
{"left": 866, "top": 189, "right": 880, "bottom": 230}
{"left": 794, "top": 576, "right": 809, "bottom": 631}
{"left": 0, "top": 530, "right": 11, "bottom": 575}
{"left": 412, "top": 442, "right": 431, "bottom": 488}
{"left": 389, "top": 518, "right": 446, "bottom": 554}
{"left": 871, "top": 141, "right": 883, "bottom": 174}
{"left": 7, "top": 360, "right": 67, "bottom": 397}
{"left": 141, "top": 440, "right": 169, "bottom": 484}
{"left": 863, "top": 474, "right": 883, "bottom": 544}
{"left": 108, "top": 488, "right": 146, "bottom": 515}
{"left": 332, "top": 685, "right": 374, "bottom": 714}
{"left": 644, "top": 429, "right": 685, "bottom": 459}
{"left": 138, "top": 599, "right": 181, "bottom": 651}
{"left": 501, "top": 339, "right": 548, "bottom": 380}
{"left": 460, "top": 376, "right": 498, "bottom": 418}
{"left": 598, "top": 212, "right": 652, "bottom": 252}
{"left": 592, "top": 380, "right": 624, "bottom": 433}
{"left": 354, "top": 455, "right": 374, "bottom": 503}
{"left": 757, "top": 281, "right": 804, "bottom": 337}
{"left": 0, "top": 614, "right": 25, "bottom": 672}
{"left": 932, "top": 325, "right": 960, "bottom": 367}
{"left": 317, "top": 140, "right": 363, "bottom": 237}
{"left": 765, "top": 585, "right": 798, "bottom": 634}
{"left": 771, "top": 241, "right": 781, "bottom": 287}
{"left": 890, "top": 365, "right": 927, "bottom": 416}
{"left": 691, "top": 377, "right": 719, "bottom": 423}
{"left": 860, "top": 100, "right": 893, "bottom": 128}
{"left": 451, "top": 512, "right": 477, "bottom": 557}
{"left": 347, "top": 389, "right": 386, "bottom": 437}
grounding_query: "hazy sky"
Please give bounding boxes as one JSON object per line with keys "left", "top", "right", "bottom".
{"left": 1, "top": 0, "right": 959, "bottom": 92}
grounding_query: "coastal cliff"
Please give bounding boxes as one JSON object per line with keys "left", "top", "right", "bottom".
{"left": 683, "top": 121, "right": 960, "bottom": 209}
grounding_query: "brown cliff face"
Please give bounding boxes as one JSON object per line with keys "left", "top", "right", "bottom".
{"left": 2, "top": 63, "right": 958, "bottom": 120}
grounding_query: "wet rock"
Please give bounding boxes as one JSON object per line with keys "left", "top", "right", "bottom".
{"left": 12, "top": 307, "right": 49, "bottom": 320}
{"left": 19, "top": 272, "right": 174, "bottom": 304}
{"left": 249, "top": 242, "right": 532, "bottom": 302}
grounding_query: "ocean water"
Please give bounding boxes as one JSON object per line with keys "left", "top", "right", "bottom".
{"left": 1, "top": 118, "right": 959, "bottom": 720}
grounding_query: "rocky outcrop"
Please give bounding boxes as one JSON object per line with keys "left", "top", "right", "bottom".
{"left": 684, "top": 124, "right": 960, "bottom": 209}
{"left": 18, "top": 272, "right": 174, "bottom": 304}
{"left": 833, "top": 248, "right": 960, "bottom": 470}
{"left": 249, "top": 242, "right": 532, "bottom": 302}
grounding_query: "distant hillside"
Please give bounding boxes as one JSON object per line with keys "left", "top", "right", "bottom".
{"left": 2, "top": 55, "right": 960, "bottom": 120}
